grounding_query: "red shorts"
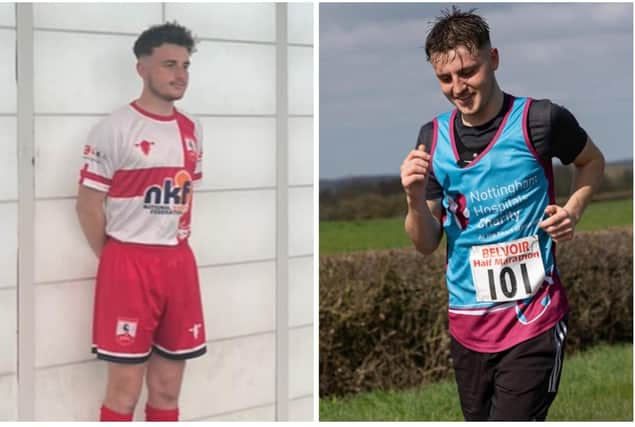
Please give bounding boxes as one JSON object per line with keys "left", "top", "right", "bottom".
{"left": 92, "top": 238, "right": 206, "bottom": 363}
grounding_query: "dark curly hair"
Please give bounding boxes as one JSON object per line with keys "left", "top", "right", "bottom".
{"left": 425, "top": 6, "right": 490, "bottom": 62}
{"left": 133, "top": 21, "right": 196, "bottom": 58}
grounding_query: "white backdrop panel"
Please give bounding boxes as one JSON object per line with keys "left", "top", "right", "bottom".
{"left": 35, "top": 116, "right": 102, "bottom": 199}
{"left": 190, "top": 190, "right": 276, "bottom": 265}
{"left": 197, "top": 117, "right": 276, "bottom": 190}
{"left": 288, "top": 46, "right": 313, "bottom": 115}
{"left": 289, "top": 256, "right": 313, "bottom": 328}
{"left": 0, "top": 203, "right": 17, "bottom": 289}
{"left": 0, "top": 118, "right": 17, "bottom": 201}
{"left": 34, "top": 199, "right": 98, "bottom": 284}
{"left": 199, "top": 261, "right": 275, "bottom": 341}
{"left": 0, "top": 30, "right": 16, "bottom": 114}
{"left": 165, "top": 3, "right": 275, "bottom": 42}
{"left": 288, "top": 3, "right": 314, "bottom": 45}
{"left": 205, "top": 404, "right": 275, "bottom": 421}
{"left": 288, "top": 396, "right": 313, "bottom": 421}
{"left": 288, "top": 325, "right": 313, "bottom": 399}
{"left": 181, "top": 41, "right": 275, "bottom": 115}
{"left": 35, "top": 281, "right": 94, "bottom": 368}
{"left": 35, "top": 361, "right": 106, "bottom": 421}
{"left": 288, "top": 117, "right": 313, "bottom": 186}
{"left": 34, "top": 31, "right": 138, "bottom": 114}
{"left": 288, "top": 187, "right": 313, "bottom": 256}
{"left": 0, "top": 3, "right": 14, "bottom": 27}
{"left": 34, "top": 3, "right": 160, "bottom": 33}
{"left": 0, "top": 289, "right": 16, "bottom": 374}
{"left": 0, "top": 375, "right": 16, "bottom": 421}
{"left": 180, "top": 333, "right": 275, "bottom": 419}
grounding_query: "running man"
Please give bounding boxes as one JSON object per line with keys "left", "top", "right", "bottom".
{"left": 400, "top": 8, "right": 605, "bottom": 421}
{"left": 76, "top": 22, "right": 205, "bottom": 422}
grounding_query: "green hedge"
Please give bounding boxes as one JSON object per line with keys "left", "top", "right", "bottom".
{"left": 319, "top": 229, "right": 633, "bottom": 398}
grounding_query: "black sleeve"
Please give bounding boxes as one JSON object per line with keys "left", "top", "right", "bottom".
{"left": 415, "top": 122, "right": 444, "bottom": 200}
{"left": 527, "top": 99, "right": 588, "bottom": 165}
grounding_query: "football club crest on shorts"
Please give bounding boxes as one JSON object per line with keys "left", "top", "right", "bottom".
{"left": 115, "top": 318, "right": 138, "bottom": 346}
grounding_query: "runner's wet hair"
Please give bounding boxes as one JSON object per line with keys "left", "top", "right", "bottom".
{"left": 425, "top": 6, "right": 490, "bottom": 62}
{"left": 133, "top": 21, "right": 196, "bottom": 58}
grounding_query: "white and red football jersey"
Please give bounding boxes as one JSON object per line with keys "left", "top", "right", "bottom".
{"left": 79, "top": 102, "right": 203, "bottom": 245}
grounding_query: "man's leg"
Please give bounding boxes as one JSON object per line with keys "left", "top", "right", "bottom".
{"left": 145, "top": 353, "right": 186, "bottom": 421}
{"left": 101, "top": 362, "right": 147, "bottom": 420}
{"left": 489, "top": 317, "right": 568, "bottom": 421}
{"left": 450, "top": 337, "right": 496, "bottom": 421}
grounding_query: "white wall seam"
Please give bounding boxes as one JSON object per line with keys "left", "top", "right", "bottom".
{"left": 16, "top": 2, "right": 35, "bottom": 421}
{"left": 36, "top": 328, "right": 281, "bottom": 371}
{"left": 275, "top": 2, "right": 289, "bottom": 422}
{"left": 33, "top": 27, "right": 279, "bottom": 47}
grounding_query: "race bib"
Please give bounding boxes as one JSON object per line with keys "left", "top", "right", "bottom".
{"left": 469, "top": 236, "right": 545, "bottom": 302}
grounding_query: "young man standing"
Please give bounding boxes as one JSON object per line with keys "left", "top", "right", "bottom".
{"left": 76, "top": 22, "right": 205, "bottom": 422}
{"left": 400, "top": 8, "right": 605, "bottom": 421}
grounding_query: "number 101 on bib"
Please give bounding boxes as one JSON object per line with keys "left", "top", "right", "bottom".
{"left": 469, "top": 236, "right": 546, "bottom": 303}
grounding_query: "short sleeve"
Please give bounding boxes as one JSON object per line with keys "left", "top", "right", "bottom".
{"left": 193, "top": 118, "right": 203, "bottom": 185}
{"left": 416, "top": 122, "right": 444, "bottom": 201}
{"left": 79, "top": 119, "right": 118, "bottom": 192}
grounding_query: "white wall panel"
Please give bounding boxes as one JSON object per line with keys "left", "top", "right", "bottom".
{"left": 165, "top": 3, "right": 275, "bottom": 42}
{"left": 182, "top": 41, "right": 275, "bottom": 115}
{"left": 190, "top": 190, "right": 276, "bottom": 265}
{"left": 0, "top": 203, "right": 17, "bottom": 289}
{"left": 34, "top": 3, "right": 160, "bottom": 33}
{"left": 0, "top": 118, "right": 17, "bottom": 200}
{"left": 205, "top": 404, "right": 275, "bottom": 421}
{"left": 0, "top": 375, "right": 17, "bottom": 421}
{"left": 288, "top": 46, "right": 313, "bottom": 115}
{"left": 200, "top": 262, "right": 275, "bottom": 341}
{"left": 35, "top": 281, "right": 94, "bottom": 368}
{"left": 288, "top": 326, "right": 312, "bottom": 399}
{"left": 34, "top": 199, "right": 98, "bottom": 283}
{"left": 34, "top": 31, "right": 138, "bottom": 114}
{"left": 180, "top": 333, "right": 275, "bottom": 419}
{"left": 0, "top": 30, "right": 16, "bottom": 114}
{"left": 288, "top": 187, "right": 313, "bottom": 256}
{"left": 288, "top": 3, "right": 313, "bottom": 45}
{"left": 288, "top": 117, "right": 313, "bottom": 186}
{"left": 288, "top": 396, "right": 313, "bottom": 421}
{"left": 197, "top": 117, "right": 276, "bottom": 190}
{"left": 0, "top": 289, "right": 16, "bottom": 374}
{"left": 35, "top": 116, "right": 102, "bottom": 199}
{"left": 35, "top": 361, "right": 106, "bottom": 421}
{"left": 289, "top": 256, "right": 312, "bottom": 328}
{"left": 0, "top": 3, "right": 14, "bottom": 27}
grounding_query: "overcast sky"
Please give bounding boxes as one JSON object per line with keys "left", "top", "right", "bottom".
{"left": 319, "top": 3, "right": 633, "bottom": 179}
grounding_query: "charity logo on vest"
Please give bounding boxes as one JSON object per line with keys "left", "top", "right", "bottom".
{"left": 143, "top": 170, "right": 193, "bottom": 215}
{"left": 464, "top": 173, "right": 541, "bottom": 240}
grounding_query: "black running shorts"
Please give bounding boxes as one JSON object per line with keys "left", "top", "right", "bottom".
{"left": 450, "top": 316, "right": 568, "bottom": 421}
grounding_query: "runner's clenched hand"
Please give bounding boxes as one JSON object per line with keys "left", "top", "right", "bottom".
{"left": 401, "top": 144, "right": 431, "bottom": 202}
{"left": 539, "top": 205, "right": 576, "bottom": 242}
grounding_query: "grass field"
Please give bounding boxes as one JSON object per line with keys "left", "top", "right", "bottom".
{"left": 320, "top": 343, "right": 633, "bottom": 421}
{"left": 320, "top": 197, "right": 633, "bottom": 255}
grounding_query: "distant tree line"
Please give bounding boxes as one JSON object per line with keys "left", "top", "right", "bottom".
{"left": 320, "top": 163, "right": 633, "bottom": 221}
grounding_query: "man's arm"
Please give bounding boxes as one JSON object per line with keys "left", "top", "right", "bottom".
{"left": 405, "top": 197, "right": 443, "bottom": 255}
{"left": 402, "top": 144, "right": 444, "bottom": 255}
{"left": 539, "top": 137, "right": 605, "bottom": 242}
{"left": 76, "top": 185, "right": 108, "bottom": 257}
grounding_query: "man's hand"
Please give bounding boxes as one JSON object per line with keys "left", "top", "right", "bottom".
{"left": 401, "top": 144, "right": 431, "bottom": 201}
{"left": 539, "top": 205, "right": 577, "bottom": 243}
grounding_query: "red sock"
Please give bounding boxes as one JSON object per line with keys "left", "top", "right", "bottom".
{"left": 100, "top": 405, "right": 133, "bottom": 421}
{"left": 145, "top": 404, "right": 179, "bottom": 421}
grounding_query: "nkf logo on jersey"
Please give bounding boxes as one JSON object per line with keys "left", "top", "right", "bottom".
{"left": 143, "top": 170, "right": 193, "bottom": 215}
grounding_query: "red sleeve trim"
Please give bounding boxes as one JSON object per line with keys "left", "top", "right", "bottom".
{"left": 80, "top": 169, "right": 112, "bottom": 186}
